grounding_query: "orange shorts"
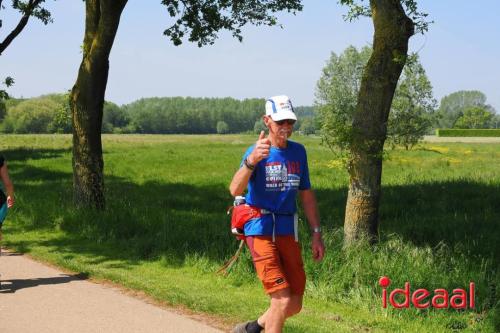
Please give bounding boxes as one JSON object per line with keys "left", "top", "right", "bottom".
{"left": 245, "top": 235, "right": 306, "bottom": 295}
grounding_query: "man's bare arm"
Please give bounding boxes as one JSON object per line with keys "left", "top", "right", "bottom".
{"left": 299, "top": 189, "right": 324, "bottom": 262}
{"left": 229, "top": 131, "right": 270, "bottom": 196}
{"left": 0, "top": 163, "right": 15, "bottom": 207}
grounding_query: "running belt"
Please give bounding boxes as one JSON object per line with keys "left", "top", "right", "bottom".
{"left": 260, "top": 209, "right": 299, "bottom": 242}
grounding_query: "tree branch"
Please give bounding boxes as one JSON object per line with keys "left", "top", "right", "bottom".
{"left": 0, "top": 0, "right": 43, "bottom": 55}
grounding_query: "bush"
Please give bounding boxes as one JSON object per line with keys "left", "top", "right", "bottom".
{"left": 436, "top": 129, "right": 500, "bottom": 137}
{"left": 0, "top": 94, "right": 72, "bottom": 133}
{"left": 1, "top": 97, "right": 59, "bottom": 133}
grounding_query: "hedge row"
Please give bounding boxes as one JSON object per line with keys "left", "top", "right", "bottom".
{"left": 436, "top": 129, "right": 500, "bottom": 137}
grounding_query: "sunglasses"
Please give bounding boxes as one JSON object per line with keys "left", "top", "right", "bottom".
{"left": 274, "top": 119, "right": 296, "bottom": 126}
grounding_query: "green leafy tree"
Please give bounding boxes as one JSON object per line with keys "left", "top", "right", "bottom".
{"left": 332, "top": 0, "right": 430, "bottom": 244}
{"left": 316, "top": 49, "right": 434, "bottom": 152}
{"left": 49, "top": 95, "right": 72, "bottom": 133}
{"left": 299, "top": 117, "right": 316, "bottom": 135}
{"left": 0, "top": 94, "right": 75, "bottom": 133}
{"left": 491, "top": 114, "right": 500, "bottom": 129}
{"left": 1, "top": 96, "right": 59, "bottom": 133}
{"left": 315, "top": 46, "right": 371, "bottom": 153}
{"left": 70, "top": 0, "right": 302, "bottom": 208}
{"left": 103, "top": 101, "right": 128, "bottom": 133}
{"left": 437, "top": 90, "right": 489, "bottom": 128}
{"left": 454, "top": 106, "right": 494, "bottom": 129}
{"left": 387, "top": 54, "right": 437, "bottom": 150}
{"left": 216, "top": 120, "right": 229, "bottom": 134}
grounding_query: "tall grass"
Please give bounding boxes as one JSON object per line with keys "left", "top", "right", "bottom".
{"left": 1, "top": 134, "right": 498, "bottom": 332}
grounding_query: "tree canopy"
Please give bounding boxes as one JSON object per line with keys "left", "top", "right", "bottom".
{"left": 387, "top": 54, "right": 437, "bottom": 149}
{"left": 0, "top": 93, "right": 64, "bottom": 133}
{"left": 454, "top": 106, "right": 494, "bottom": 129}
{"left": 162, "top": 0, "right": 302, "bottom": 46}
{"left": 437, "top": 90, "right": 496, "bottom": 128}
{"left": 315, "top": 45, "right": 371, "bottom": 153}
{"left": 315, "top": 46, "right": 435, "bottom": 154}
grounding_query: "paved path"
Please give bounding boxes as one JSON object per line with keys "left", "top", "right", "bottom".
{"left": 0, "top": 249, "right": 224, "bottom": 333}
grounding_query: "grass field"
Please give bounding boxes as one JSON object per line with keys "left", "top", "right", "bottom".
{"left": 1, "top": 134, "right": 499, "bottom": 332}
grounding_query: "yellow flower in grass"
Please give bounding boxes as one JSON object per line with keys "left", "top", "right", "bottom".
{"left": 446, "top": 158, "right": 461, "bottom": 164}
{"left": 429, "top": 146, "right": 450, "bottom": 154}
{"left": 327, "top": 159, "right": 346, "bottom": 169}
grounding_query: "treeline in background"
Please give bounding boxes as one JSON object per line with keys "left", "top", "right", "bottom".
{"left": 0, "top": 90, "right": 498, "bottom": 137}
{"left": 0, "top": 94, "right": 317, "bottom": 135}
{"left": 2, "top": 91, "right": 497, "bottom": 135}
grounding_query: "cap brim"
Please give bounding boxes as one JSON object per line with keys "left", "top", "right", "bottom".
{"left": 269, "top": 111, "right": 297, "bottom": 121}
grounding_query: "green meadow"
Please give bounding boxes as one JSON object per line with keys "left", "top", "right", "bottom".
{"left": 1, "top": 134, "right": 498, "bottom": 332}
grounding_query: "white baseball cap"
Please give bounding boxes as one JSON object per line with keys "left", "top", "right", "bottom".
{"left": 265, "top": 95, "right": 297, "bottom": 121}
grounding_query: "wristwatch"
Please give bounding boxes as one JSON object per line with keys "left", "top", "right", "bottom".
{"left": 312, "top": 227, "right": 322, "bottom": 234}
{"left": 243, "top": 157, "right": 255, "bottom": 170}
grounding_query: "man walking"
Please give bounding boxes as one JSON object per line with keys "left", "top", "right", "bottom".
{"left": 229, "top": 95, "right": 325, "bottom": 333}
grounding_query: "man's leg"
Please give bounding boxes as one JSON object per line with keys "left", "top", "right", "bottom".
{"left": 257, "top": 288, "right": 303, "bottom": 333}
{"left": 235, "top": 236, "right": 304, "bottom": 333}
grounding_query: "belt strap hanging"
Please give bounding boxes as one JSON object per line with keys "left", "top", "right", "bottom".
{"left": 216, "top": 239, "right": 245, "bottom": 276}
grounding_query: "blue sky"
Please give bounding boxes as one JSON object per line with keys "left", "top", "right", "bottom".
{"left": 0, "top": 1, "right": 499, "bottom": 111}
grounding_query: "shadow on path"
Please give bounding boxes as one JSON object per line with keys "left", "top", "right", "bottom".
{"left": 0, "top": 273, "right": 88, "bottom": 294}
{"left": 0, "top": 251, "right": 23, "bottom": 256}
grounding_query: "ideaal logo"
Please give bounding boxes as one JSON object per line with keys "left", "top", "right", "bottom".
{"left": 379, "top": 276, "right": 475, "bottom": 309}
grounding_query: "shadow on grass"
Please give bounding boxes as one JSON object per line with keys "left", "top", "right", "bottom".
{"left": 4, "top": 149, "right": 498, "bottom": 272}
{"left": 0, "top": 273, "right": 88, "bottom": 294}
{"left": 1, "top": 148, "right": 71, "bottom": 162}
{"left": 380, "top": 180, "right": 499, "bottom": 259}
{"left": 4, "top": 159, "right": 233, "bottom": 269}
{"left": 315, "top": 180, "right": 499, "bottom": 259}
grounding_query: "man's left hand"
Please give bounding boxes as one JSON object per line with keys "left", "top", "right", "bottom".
{"left": 311, "top": 233, "right": 325, "bottom": 262}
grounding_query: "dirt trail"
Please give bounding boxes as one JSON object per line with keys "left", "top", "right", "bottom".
{"left": 0, "top": 249, "right": 224, "bottom": 333}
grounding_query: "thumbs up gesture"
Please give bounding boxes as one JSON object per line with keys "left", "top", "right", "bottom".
{"left": 248, "top": 131, "right": 271, "bottom": 165}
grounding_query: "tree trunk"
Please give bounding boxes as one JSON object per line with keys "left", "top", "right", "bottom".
{"left": 344, "top": 0, "right": 414, "bottom": 245}
{"left": 70, "top": 0, "right": 127, "bottom": 208}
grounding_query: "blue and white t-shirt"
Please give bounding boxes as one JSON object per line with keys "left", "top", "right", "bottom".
{"left": 240, "top": 140, "right": 311, "bottom": 236}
